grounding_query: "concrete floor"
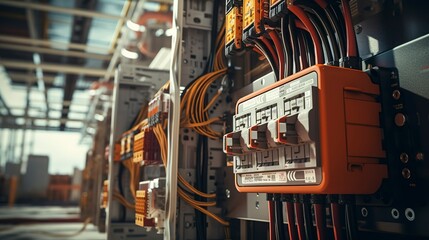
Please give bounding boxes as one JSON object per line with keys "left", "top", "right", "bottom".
{"left": 0, "top": 206, "right": 106, "bottom": 240}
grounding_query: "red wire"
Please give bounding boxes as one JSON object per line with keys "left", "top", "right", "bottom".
{"left": 268, "top": 200, "right": 276, "bottom": 240}
{"left": 259, "top": 36, "right": 279, "bottom": 69}
{"left": 294, "top": 19, "right": 307, "bottom": 31}
{"left": 331, "top": 203, "right": 343, "bottom": 240}
{"left": 286, "top": 202, "right": 298, "bottom": 240}
{"left": 314, "top": 204, "right": 326, "bottom": 240}
{"left": 341, "top": 0, "right": 358, "bottom": 57}
{"left": 294, "top": 202, "right": 305, "bottom": 240}
{"left": 268, "top": 30, "right": 285, "bottom": 78}
{"left": 288, "top": 5, "right": 324, "bottom": 64}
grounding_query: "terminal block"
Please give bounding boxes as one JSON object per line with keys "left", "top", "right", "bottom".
{"left": 135, "top": 178, "right": 166, "bottom": 233}
{"left": 120, "top": 130, "right": 136, "bottom": 160}
{"left": 133, "top": 126, "right": 162, "bottom": 165}
{"left": 242, "top": 0, "right": 268, "bottom": 42}
{"left": 224, "top": 65, "right": 387, "bottom": 194}
{"left": 133, "top": 129, "right": 145, "bottom": 163}
{"left": 225, "top": 0, "right": 243, "bottom": 55}
{"left": 148, "top": 92, "right": 169, "bottom": 127}
{"left": 135, "top": 182, "right": 155, "bottom": 228}
{"left": 269, "top": 0, "right": 287, "bottom": 22}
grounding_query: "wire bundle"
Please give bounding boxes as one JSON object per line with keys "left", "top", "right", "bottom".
{"left": 247, "top": 0, "right": 359, "bottom": 84}
{"left": 153, "top": 120, "right": 231, "bottom": 238}
{"left": 180, "top": 23, "right": 227, "bottom": 139}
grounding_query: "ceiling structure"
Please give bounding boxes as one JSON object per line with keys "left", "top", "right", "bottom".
{"left": 0, "top": 0, "right": 131, "bottom": 132}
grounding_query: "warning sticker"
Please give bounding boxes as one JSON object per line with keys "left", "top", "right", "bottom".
{"left": 241, "top": 171, "right": 288, "bottom": 184}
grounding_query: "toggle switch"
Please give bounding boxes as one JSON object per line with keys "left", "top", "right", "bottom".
{"left": 266, "top": 115, "right": 298, "bottom": 147}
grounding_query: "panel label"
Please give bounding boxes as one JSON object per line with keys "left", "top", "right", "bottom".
{"left": 304, "top": 169, "right": 316, "bottom": 183}
{"left": 242, "top": 171, "right": 288, "bottom": 184}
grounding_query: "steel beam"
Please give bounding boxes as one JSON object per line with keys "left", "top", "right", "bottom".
{"left": 0, "top": 59, "right": 110, "bottom": 77}
{"left": 0, "top": 43, "right": 112, "bottom": 61}
{"left": 0, "top": 0, "right": 122, "bottom": 20}
{"left": 0, "top": 115, "right": 85, "bottom": 123}
{"left": 1, "top": 124, "right": 81, "bottom": 132}
{"left": 0, "top": 35, "right": 111, "bottom": 54}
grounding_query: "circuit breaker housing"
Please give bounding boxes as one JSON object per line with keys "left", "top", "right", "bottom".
{"left": 224, "top": 65, "right": 387, "bottom": 194}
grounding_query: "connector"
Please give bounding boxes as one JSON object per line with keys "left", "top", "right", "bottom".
{"left": 226, "top": 0, "right": 244, "bottom": 55}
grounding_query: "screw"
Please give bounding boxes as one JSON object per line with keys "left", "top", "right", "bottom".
{"left": 394, "top": 113, "right": 406, "bottom": 127}
{"left": 361, "top": 207, "right": 368, "bottom": 217}
{"left": 183, "top": 59, "right": 188, "bottom": 64}
{"left": 402, "top": 168, "right": 411, "bottom": 179}
{"left": 392, "top": 90, "right": 401, "bottom": 100}
{"left": 185, "top": 221, "right": 192, "bottom": 228}
{"left": 416, "top": 152, "right": 424, "bottom": 161}
{"left": 225, "top": 189, "right": 231, "bottom": 199}
{"left": 400, "top": 153, "right": 409, "bottom": 163}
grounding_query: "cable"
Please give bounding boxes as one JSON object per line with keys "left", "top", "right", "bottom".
{"left": 283, "top": 194, "right": 298, "bottom": 240}
{"left": 294, "top": 195, "right": 306, "bottom": 240}
{"left": 331, "top": 202, "right": 343, "bottom": 240}
{"left": 303, "top": 195, "right": 316, "bottom": 240}
{"left": 268, "top": 30, "right": 285, "bottom": 78}
{"left": 288, "top": 5, "right": 324, "bottom": 64}
{"left": 288, "top": 15, "right": 301, "bottom": 73}
{"left": 275, "top": 195, "right": 286, "bottom": 240}
{"left": 314, "top": 203, "right": 326, "bottom": 240}
{"left": 268, "top": 195, "right": 276, "bottom": 240}
{"left": 340, "top": 0, "right": 358, "bottom": 57}
{"left": 178, "top": 188, "right": 216, "bottom": 207}
{"left": 280, "top": 17, "right": 293, "bottom": 77}
{"left": 113, "top": 191, "right": 135, "bottom": 210}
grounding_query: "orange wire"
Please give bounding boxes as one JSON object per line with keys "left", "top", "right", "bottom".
{"left": 288, "top": 5, "right": 324, "bottom": 64}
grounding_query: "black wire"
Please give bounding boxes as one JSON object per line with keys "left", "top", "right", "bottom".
{"left": 195, "top": 135, "right": 205, "bottom": 240}
{"left": 345, "top": 203, "right": 358, "bottom": 240}
{"left": 207, "top": 0, "right": 220, "bottom": 72}
{"left": 275, "top": 198, "right": 286, "bottom": 240}
{"left": 302, "top": 31, "right": 316, "bottom": 66}
{"left": 253, "top": 39, "right": 279, "bottom": 80}
{"left": 288, "top": 15, "right": 301, "bottom": 73}
{"left": 327, "top": 2, "right": 347, "bottom": 58}
{"left": 303, "top": 2, "right": 340, "bottom": 62}
{"left": 303, "top": 195, "right": 316, "bottom": 240}
{"left": 303, "top": 6, "right": 334, "bottom": 63}
{"left": 117, "top": 163, "right": 126, "bottom": 221}
{"left": 280, "top": 17, "right": 293, "bottom": 77}
{"left": 297, "top": 31, "right": 309, "bottom": 69}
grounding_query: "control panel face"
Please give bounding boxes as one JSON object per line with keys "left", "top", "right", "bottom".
{"left": 230, "top": 71, "right": 322, "bottom": 187}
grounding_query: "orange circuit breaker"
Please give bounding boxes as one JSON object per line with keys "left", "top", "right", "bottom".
{"left": 224, "top": 65, "right": 387, "bottom": 194}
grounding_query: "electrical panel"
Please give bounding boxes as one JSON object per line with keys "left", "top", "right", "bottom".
{"left": 225, "top": 65, "right": 387, "bottom": 194}
{"left": 81, "top": 0, "right": 429, "bottom": 240}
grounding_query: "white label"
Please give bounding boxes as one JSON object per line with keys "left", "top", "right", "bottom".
{"left": 286, "top": 78, "right": 314, "bottom": 94}
{"left": 304, "top": 169, "right": 316, "bottom": 183}
{"left": 242, "top": 171, "right": 288, "bottom": 184}
{"left": 265, "top": 88, "right": 279, "bottom": 102}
